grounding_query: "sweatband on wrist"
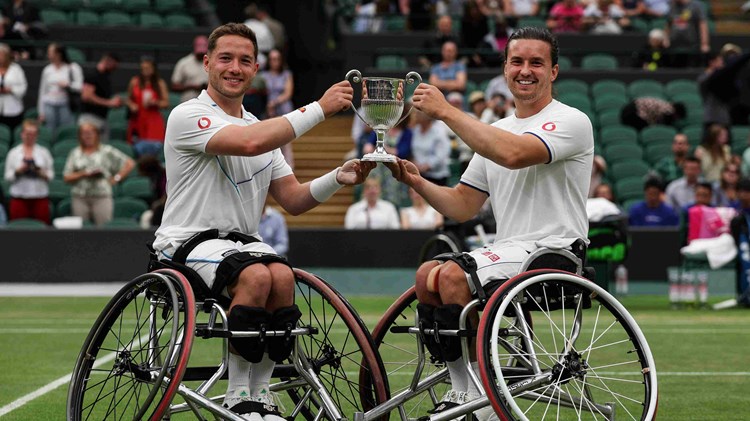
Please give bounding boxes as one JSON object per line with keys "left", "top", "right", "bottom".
{"left": 310, "top": 167, "right": 343, "bottom": 202}
{"left": 283, "top": 101, "right": 325, "bottom": 138}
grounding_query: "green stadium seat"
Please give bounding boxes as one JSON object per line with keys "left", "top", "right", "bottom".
{"left": 56, "top": 197, "right": 72, "bottom": 218}
{"left": 557, "top": 56, "right": 572, "bottom": 71}
{"left": 67, "top": 47, "right": 86, "bottom": 64}
{"left": 0, "top": 143, "right": 8, "bottom": 161}
{"left": 581, "top": 53, "right": 618, "bottom": 70}
{"left": 670, "top": 92, "right": 702, "bottom": 108}
{"left": 598, "top": 109, "right": 622, "bottom": 128}
{"left": 640, "top": 125, "right": 677, "bottom": 146}
{"left": 40, "top": 8, "right": 69, "bottom": 25}
{"left": 644, "top": 142, "right": 674, "bottom": 165}
{"left": 591, "top": 79, "right": 627, "bottom": 98}
{"left": 604, "top": 143, "right": 644, "bottom": 164}
{"left": 384, "top": 15, "right": 406, "bottom": 31}
{"left": 682, "top": 125, "right": 703, "bottom": 147}
{"left": 375, "top": 55, "right": 407, "bottom": 70}
{"left": 88, "top": 0, "right": 120, "bottom": 11}
{"left": 123, "top": 0, "right": 152, "bottom": 12}
{"left": 137, "top": 11, "right": 164, "bottom": 28}
{"left": 163, "top": 13, "right": 196, "bottom": 28}
{"left": 558, "top": 92, "right": 592, "bottom": 111}
{"left": 117, "top": 175, "right": 153, "bottom": 202}
{"left": 554, "top": 79, "right": 589, "bottom": 96}
{"left": 47, "top": 179, "right": 71, "bottom": 206}
{"left": 630, "top": 17, "right": 649, "bottom": 34}
{"left": 517, "top": 16, "right": 546, "bottom": 29}
{"left": 107, "top": 107, "right": 128, "bottom": 125}
{"left": 649, "top": 17, "right": 667, "bottom": 31}
{"left": 7, "top": 218, "right": 48, "bottom": 229}
{"left": 627, "top": 80, "right": 665, "bottom": 99}
{"left": 665, "top": 79, "right": 699, "bottom": 99}
{"left": 0, "top": 124, "right": 11, "bottom": 145}
{"left": 109, "top": 122, "right": 128, "bottom": 139}
{"left": 53, "top": 156, "right": 67, "bottom": 178}
{"left": 55, "top": 123, "right": 79, "bottom": 144}
{"left": 23, "top": 107, "right": 39, "bottom": 120}
{"left": 52, "top": 0, "right": 85, "bottom": 11}
{"left": 599, "top": 125, "right": 639, "bottom": 147}
{"left": 76, "top": 10, "right": 100, "bottom": 26}
{"left": 154, "top": 0, "right": 185, "bottom": 13}
{"left": 100, "top": 11, "right": 134, "bottom": 26}
{"left": 731, "top": 126, "right": 750, "bottom": 145}
{"left": 52, "top": 139, "right": 79, "bottom": 159}
{"left": 615, "top": 177, "right": 645, "bottom": 202}
{"left": 609, "top": 160, "right": 651, "bottom": 181}
{"left": 108, "top": 139, "right": 135, "bottom": 158}
{"left": 593, "top": 94, "right": 628, "bottom": 114}
{"left": 103, "top": 217, "right": 143, "bottom": 229}
{"left": 113, "top": 197, "right": 149, "bottom": 220}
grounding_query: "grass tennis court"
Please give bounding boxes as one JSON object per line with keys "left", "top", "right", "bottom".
{"left": 1, "top": 294, "right": 748, "bottom": 420}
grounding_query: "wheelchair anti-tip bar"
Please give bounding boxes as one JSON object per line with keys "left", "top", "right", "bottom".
{"left": 195, "top": 326, "right": 318, "bottom": 339}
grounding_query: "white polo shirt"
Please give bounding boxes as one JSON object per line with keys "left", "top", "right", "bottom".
{"left": 460, "top": 99, "right": 594, "bottom": 251}
{"left": 154, "top": 90, "right": 293, "bottom": 252}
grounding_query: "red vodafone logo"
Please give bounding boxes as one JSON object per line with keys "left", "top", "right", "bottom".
{"left": 198, "top": 117, "right": 211, "bottom": 129}
{"left": 542, "top": 122, "right": 556, "bottom": 131}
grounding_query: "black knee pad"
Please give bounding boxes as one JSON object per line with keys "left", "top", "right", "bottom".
{"left": 227, "top": 305, "right": 272, "bottom": 363}
{"left": 417, "top": 303, "right": 444, "bottom": 362}
{"left": 434, "top": 304, "right": 464, "bottom": 362}
{"left": 268, "top": 304, "right": 302, "bottom": 363}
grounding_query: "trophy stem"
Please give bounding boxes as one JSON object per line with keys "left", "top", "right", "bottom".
{"left": 374, "top": 130, "right": 387, "bottom": 155}
{"left": 361, "top": 129, "right": 397, "bottom": 163}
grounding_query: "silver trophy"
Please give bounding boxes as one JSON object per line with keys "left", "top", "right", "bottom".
{"left": 346, "top": 69, "right": 422, "bottom": 162}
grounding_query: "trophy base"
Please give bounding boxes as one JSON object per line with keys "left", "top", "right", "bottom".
{"left": 361, "top": 153, "right": 397, "bottom": 163}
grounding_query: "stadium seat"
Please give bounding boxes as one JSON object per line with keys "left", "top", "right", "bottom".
{"left": 604, "top": 143, "right": 644, "bottom": 164}
{"left": 593, "top": 94, "right": 628, "bottom": 114}
{"left": 599, "top": 125, "right": 639, "bottom": 147}
{"left": 0, "top": 143, "right": 8, "bottom": 161}
{"left": 23, "top": 107, "right": 39, "bottom": 120}
{"left": 644, "top": 142, "right": 673, "bottom": 165}
{"left": 375, "top": 54, "right": 407, "bottom": 70}
{"left": 88, "top": 0, "right": 121, "bottom": 11}
{"left": 558, "top": 92, "right": 592, "bottom": 112}
{"left": 48, "top": 179, "right": 71, "bottom": 206}
{"left": 108, "top": 139, "right": 135, "bottom": 158}
{"left": 517, "top": 16, "right": 546, "bottom": 29}
{"left": 615, "top": 177, "right": 645, "bottom": 203}
{"left": 138, "top": 13, "right": 164, "bottom": 28}
{"left": 598, "top": 109, "right": 622, "bottom": 128}
{"left": 154, "top": 0, "right": 186, "bottom": 12}
{"left": 556, "top": 56, "right": 572, "bottom": 71}
{"left": 627, "top": 80, "right": 665, "bottom": 100}
{"left": 76, "top": 10, "right": 101, "bottom": 26}
{"left": 55, "top": 124, "right": 79, "bottom": 144}
{"left": 640, "top": 125, "right": 677, "bottom": 146}
{"left": 117, "top": 176, "right": 153, "bottom": 202}
{"left": 107, "top": 107, "right": 128, "bottom": 125}
{"left": 609, "top": 160, "right": 651, "bottom": 181}
{"left": 56, "top": 197, "right": 72, "bottom": 218}
{"left": 665, "top": 79, "right": 699, "bottom": 99}
{"left": 648, "top": 17, "right": 667, "bottom": 31}
{"left": 163, "top": 13, "right": 196, "bottom": 28}
{"left": 670, "top": 92, "right": 702, "bottom": 108}
{"left": 52, "top": 140, "right": 79, "bottom": 159}
{"left": 67, "top": 47, "right": 86, "bottom": 64}
{"left": 52, "top": 0, "right": 84, "bottom": 11}
{"left": 731, "top": 126, "right": 750, "bottom": 145}
{"left": 113, "top": 197, "right": 149, "bottom": 220}
{"left": 682, "top": 125, "right": 703, "bottom": 147}
{"left": 54, "top": 156, "right": 67, "bottom": 178}
{"left": 40, "top": 8, "right": 69, "bottom": 25}
{"left": 0, "top": 124, "right": 11, "bottom": 145}
{"left": 103, "top": 217, "right": 142, "bottom": 229}
{"left": 384, "top": 15, "right": 406, "bottom": 31}
{"left": 629, "top": 17, "right": 649, "bottom": 34}
{"left": 581, "top": 54, "right": 618, "bottom": 70}
{"left": 109, "top": 122, "right": 128, "bottom": 140}
{"left": 591, "top": 79, "right": 627, "bottom": 98}
{"left": 7, "top": 218, "right": 48, "bottom": 229}
{"left": 554, "top": 79, "right": 588, "bottom": 96}
{"left": 100, "top": 11, "right": 134, "bottom": 26}
{"left": 123, "top": 0, "right": 152, "bottom": 13}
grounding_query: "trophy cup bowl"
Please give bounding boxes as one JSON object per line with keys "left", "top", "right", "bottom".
{"left": 346, "top": 69, "right": 422, "bottom": 163}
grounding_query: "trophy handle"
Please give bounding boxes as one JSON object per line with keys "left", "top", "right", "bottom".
{"left": 394, "top": 71, "right": 423, "bottom": 127}
{"left": 345, "top": 69, "right": 369, "bottom": 127}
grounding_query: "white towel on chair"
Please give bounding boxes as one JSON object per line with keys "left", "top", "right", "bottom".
{"left": 680, "top": 233, "right": 738, "bottom": 269}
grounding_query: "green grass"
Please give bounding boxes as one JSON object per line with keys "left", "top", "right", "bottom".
{"left": 1, "top": 295, "right": 748, "bottom": 420}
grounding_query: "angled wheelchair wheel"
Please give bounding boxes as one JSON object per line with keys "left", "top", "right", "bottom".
{"left": 67, "top": 269, "right": 195, "bottom": 421}
{"left": 283, "top": 269, "right": 389, "bottom": 419}
{"left": 477, "top": 270, "right": 658, "bottom": 421}
{"left": 360, "top": 286, "right": 453, "bottom": 419}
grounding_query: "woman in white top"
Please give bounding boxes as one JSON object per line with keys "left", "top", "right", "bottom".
{"left": 0, "top": 43, "right": 27, "bottom": 134}
{"left": 37, "top": 43, "right": 83, "bottom": 133}
{"left": 401, "top": 187, "right": 443, "bottom": 229}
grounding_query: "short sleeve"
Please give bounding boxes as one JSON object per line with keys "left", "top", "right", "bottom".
{"left": 166, "top": 102, "right": 232, "bottom": 154}
{"left": 460, "top": 153, "right": 490, "bottom": 195}
{"left": 524, "top": 110, "right": 593, "bottom": 164}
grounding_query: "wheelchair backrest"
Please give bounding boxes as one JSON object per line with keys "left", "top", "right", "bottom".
{"left": 519, "top": 247, "right": 583, "bottom": 276}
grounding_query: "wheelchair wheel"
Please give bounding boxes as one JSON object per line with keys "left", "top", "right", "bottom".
{"left": 67, "top": 269, "right": 195, "bottom": 421}
{"left": 477, "top": 270, "right": 658, "bottom": 421}
{"left": 360, "top": 286, "right": 453, "bottom": 419}
{"left": 284, "top": 269, "right": 389, "bottom": 419}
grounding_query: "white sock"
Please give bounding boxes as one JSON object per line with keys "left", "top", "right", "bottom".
{"left": 467, "top": 361, "right": 482, "bottom": 397}
{"left": 249, "top": 353, "right": 276, "bottom": 396}
{"left": 446, "top": 359, "right": 468, "bottom": 392}
{"left": 227, "top": 352, "right": 252, "bottom": 395}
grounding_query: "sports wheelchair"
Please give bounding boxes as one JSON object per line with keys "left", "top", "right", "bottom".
{"left": 357, "top": 240, "right": 658, "bottom": 421}
{"left": 66, "top": 248, "right": 390, "bottom": 420}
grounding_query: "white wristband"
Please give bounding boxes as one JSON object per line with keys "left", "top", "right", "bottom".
{"left": 310, "top": 167, "right": 343, "bottom": 202}
{"left": 283, "top": 101, "right": 325, "bottom": 138}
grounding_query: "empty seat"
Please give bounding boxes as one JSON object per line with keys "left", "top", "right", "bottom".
{"left": 604, "top": 143, "right": 644, "bottom": 164}
{"left": 594, "top": 94, "right": 629, "bottom": 114}
{"left": 108, "top": 139, "right": 135, "bottom": 158}
{"left": 554, "top": 79, "right": 589, "bottom": 96}
{"left": 665, "top": 79, "right": 699, "bottom": 99}
{"left": 55, "top": 124, "right": 79, "bottom": 143}
{"left": 615, "top": 177, "right": 645, "bottom": 203}
{"left": 517, "top": 16, "right": 546, "bottom": 29}
{"left": 682, "top": 125, "right": 703, "bottom": 147}
{"left": 100, "top": 11, "right": 134, "bottom": 26}
{"left": 558, "top": 92, "right": 592, "bottom": 111}
{"left": 7, "top": 218, "right": 48, "bottom": 229}
{"left": 597, "top": 109, "right": 622, "bottom": 128}
{"left": 47, "top": 179, "right": 71, "bottom": 205}
{"left": 628, "top": 80, "right": 665, "bottom": 99}
{"left": 52, "top": 139, "right": 79, "bottom": 159}
{"left": 163, "top": 13, "right": 196, "bottom": 29}
{"left": 640, "top": 125, "right": 677, "bottom": 146}
{"left": 40, "top": 8, "right": 69, "bottom": 25}
{"left": 154, "top": 0, "right": 185, "bottom": 12}
{"left": 117, "top": 176, "right": 154, "bottom": 202}
{"left": 375, "top": 55, "right": 407, "bottom": 70}
{"left": 138, "top": 11, "right": 164, "bottom": 27}
{"left": 123, "top": 0, "right": 152, "bottom": 12}
{"left": 610, "top": 160, "right": 651, "bottom": 181}
{"left": 599, "top": 125, "right": 639, "bottom": 147}
{"left": 113, "top": 197, "right": 149, "bottom": 220}
{"left": 644, "top": 142, "right": 674, "bottom": 165}
{"left": 76, "top": 10, "right": 100, "bottom": 26}
{"left": 581, "top": 54, "right": 618, "bottom": 70}
{"left": 67, "top": 47, "right": 86, "bottom": 64}
{"left": 557, "top": 56, "right": 572, "bottom": 71}
{"left": 591, "top": 79, "right": 627, "bottom": 98}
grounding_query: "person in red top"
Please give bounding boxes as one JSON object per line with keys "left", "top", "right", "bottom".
{"left": 126, "top": 56, "right": 169, "bottom": 157}
{"left": 547, "top": 0, "right": 585, "bottom": 33}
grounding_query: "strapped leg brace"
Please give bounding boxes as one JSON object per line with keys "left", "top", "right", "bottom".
{"left": 227, "top": 305, "right": 272, "bottom": 363}
{"left": 268, "top": 304, "right": 302, "bottom": 363}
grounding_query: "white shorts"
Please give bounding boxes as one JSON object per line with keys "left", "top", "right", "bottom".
{"left": 159, "top": 239, "right": 277, "bottom": 297}
{"left": 464, "top": 243, "right": 532, "bottom": 289}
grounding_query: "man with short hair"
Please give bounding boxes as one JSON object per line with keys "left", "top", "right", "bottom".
{"left": 387, "top": 27, "right": 594, "bottom": 419}
{"left": 666, "top": 156, "right": 703, "bottom": 210}
{"left": 628, "top": 177, "right": 679, "bottom": 226}
{"left": 78, "top": 52, "right": 123, "bottom": 140}
{"left": 153, "top": 23, "right": 375, "bottom": 420}
{"left": 653, "top": 132, "right": 690, "bottom": 184}
{"left": 171, "top": 35, "right": 210, "bottom": 104}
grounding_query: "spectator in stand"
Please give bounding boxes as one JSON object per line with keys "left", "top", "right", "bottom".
{"left": 666, "top": 156, "right": 703, "bottom": 210}
{"left": 593, "top": 182, "right": 618, "bottom": 203}
{"left": 663, "top": 0, "right": 709, "bottom": 67}
{"left": 353, "top": 0, "right": 394, "bottom": 33}
{"left": 634, "top": 28, "right": 669, "bottom": 70}
{"left": 171, "top": 35, "right": 209, "bottom": 104}
{"left": 642, "top": 0, "right": 670, "bottom": 18}
{"left": 261, "top": 48, "right": 295, "bottom": 167}
{"left": 1, "top": 0, "right": 42, "bottom": 59}
{"left": 698, "top": 45, "right": 750, "bottom": 128}
{"left": 258, "top": 203, "right": 289, "bottom": 257}
{"left": 620, "top": 96, "right": 686, "bottom": 131}
{"left": 63, "top": 122, "right": 135, "bottom": 226}
{"left": 589, "top": 154, "right": 608, "bottom": 198}
{"left": 503, "top": 0, "right": 541, "bottom": 28}
{"left": 244, "top": 3, "right": 274, "bottom": 56}
{"left": 0, "top": 43, "right": 26, "bottom": 134}
{"left": 628, "top": 177, "right": 680, "bottom": 226}
{"left": 654, "top": 132, "right": 690, "bottom": 184}
{"left": 3, "top": 119, "right": 53, "bottom": 224}
{"left": 715, "top": 163, "right": 741, "bottom": 209}
{"left": 467, "top": 91, "right": 486, "bottom": 120}
{"left": 403, "top": 0, "right": 434, "bottom": 30}
{"left": 79, "top": 52, "right": 123, "bottom": 141}
{"left": 583, "top": 0, "right": 630, "bottom": 34}
{"left": 685, "top": 181, "right": 736, "bottom": 243}
{"left": 429, "top": 41, "right": 467, "bottom": 94}
{"left": 254, "top": 4, "right": 286, "bottom": 50}
{"left": 126, "top": 56, "right": 169, "bottom": 158}
{"left": 460, "top": 0, "right": 489, "bottom": 52}
{"left": 480, "top": 92, "right": 512, "bottom": 124}
{"left": 401, "top": 186, "right": 444, "bottom": 229}
{"left": 37, "top": 43, "right": 83, "bottom": 134}
{"left": 484, "top": 73, "right": 513, "bottom": 104}
{"left": 694, "top": 123, "right": 732, "bottom": 183}
{"left": 621, "top": 0, "right": 646, "bottom": 18}
{"left": 344, "top": 176, "right": 400, "bottom": 229}
{"left": 363, "top": 109, "right": 413, "bottom": 206}
{"left": 411, "top": 109, "right": 452, "bottom": 186}
{"left": 547, "top": 0, "right": 585, "bottom": 33}
{"left": 419, "top": 15, "right": 460, "bottom": 70}
{"left": 471, "top": 14, "right": 512, "bottom": 68}
{"left": 136, "top": 155, "right": 167, "bottom": 229}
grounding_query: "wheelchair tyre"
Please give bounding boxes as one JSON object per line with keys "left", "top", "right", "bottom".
{"left": 284, "top": 269, "right": 389, "bottom": 418}
{"left": 477, "top": 269, "right": 658, "bottom": 421}
{"left": 67, "top": 269, "right": 196, "bottom": 421}
{"left": 360, "top": 286, "right": 453, "bottom": 419}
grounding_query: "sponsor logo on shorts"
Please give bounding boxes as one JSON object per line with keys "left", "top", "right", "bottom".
{"left": 542, "top": 122, "right": 556, "bottom": 131}
{"left": 198, "top": 117, "right": 211, "bottom": 129}
{"left": 482, "top": 251, "right": 500, "bottom": 262}
{"left": 222, "top": 250, "right": 239, "bottom": 257}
